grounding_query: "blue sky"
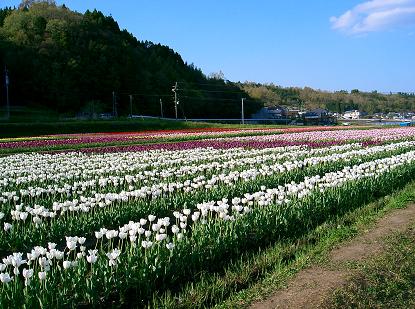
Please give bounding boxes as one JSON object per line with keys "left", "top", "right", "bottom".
{"left": 2, "top": 0, "right": 415, "bottom": 92}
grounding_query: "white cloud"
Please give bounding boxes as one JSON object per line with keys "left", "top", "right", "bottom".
{"left": 330, "top": 0, "right": 415, "bottom": 34}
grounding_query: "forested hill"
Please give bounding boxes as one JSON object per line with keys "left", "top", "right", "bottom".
{"left": 240, "top": 83, "right": 415, "bottom": 115}
{"left": 0, "top": 2, "right": 261, "bottom": 119}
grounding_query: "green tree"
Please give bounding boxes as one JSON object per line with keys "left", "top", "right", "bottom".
{"left": 0, "top": 2, "right": 259, "bottom": 118}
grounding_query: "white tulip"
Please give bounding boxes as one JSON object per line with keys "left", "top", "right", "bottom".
{"left": 166, "top": 243, "right": 175, "bottom": 250}
{"left": 95, "top": 231, "right": 103, "bottom": 239}
{"left": 66, "top": 241, "right": 77, "bottom": 251}
{"left": 171, "top": 225, "right": 180, "bottom": 234}
{"left": 155, "top": 234, "right": 167, "bottom": 241}
{"left": 141, "top": 240, "right": 153, "bottom": 249}
{"left": 38, "top": 271, "right": 47, "bottom": 280}
{"left": 54, "top": 251, "right": 64, "bottom": 260}
{"left": 19, "top": 212, "right": 28, "bottom": 221}
{"left": 0, "top": 273, "right": 12, "bottom": 284}
{"left": 23, "top": 268, "right": 33, "bottom": 279}
{"left": 3, "top": 223, "right": 12, "bottom": 232}
{"left": 119, "top": 231, "right": 127, "bottom": 239}
{"left": 63, "top": 261, "right": 71, "bottom": 269}
{"left": 87, "top": 255, "right": 98, "bottom": 264}
{"left": 151, "top": 224, "right": 161, "bottom": 232}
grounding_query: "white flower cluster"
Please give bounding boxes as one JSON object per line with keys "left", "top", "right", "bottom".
{"left": 1, "top": 141, "right": 412, "bottom": 231}
{"left": 0, "top": 143, "right": 366, "bottom": 199}
{"left": 217, "top": 127, "right": 415, "bottom": 144}
{"left": 0, "top": 145, "right": 307, "bottom": 190}
{"left": 1, "top": 146, "right": 309, "bottom": 202}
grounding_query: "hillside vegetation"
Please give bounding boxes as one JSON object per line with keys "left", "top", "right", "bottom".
{"left": 241, "top": 82, "right": 415, "bottom": 114}
{"left": 0, "top": 1, "right": 260, "bottom": 119}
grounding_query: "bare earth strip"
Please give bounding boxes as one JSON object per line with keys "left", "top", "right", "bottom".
{"left": 250, "top": 204, "right": 415, "bottom": 309}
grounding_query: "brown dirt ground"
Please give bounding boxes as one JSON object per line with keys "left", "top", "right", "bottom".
{"left": 250, "top": 204, "right": 415, "bottom": 309}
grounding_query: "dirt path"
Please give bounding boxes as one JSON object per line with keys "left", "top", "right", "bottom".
{"left": 250, "top": 204, "right": 415, "bottom": 309}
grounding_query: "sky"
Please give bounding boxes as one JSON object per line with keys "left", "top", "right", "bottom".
{"left": 2, "top": 0, "right": 415, "bottom": 93}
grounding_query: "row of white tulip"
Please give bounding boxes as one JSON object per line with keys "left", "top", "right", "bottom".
{"left": 0, "top": 147, "right": 264, "bottom": 186}
{"left": 1, "top": 140, "right": 414, "bottom": 239}
{"left": 0, "top": 143, "right": 361, "bottom": 205}
{"left": 0, "top": 141, "right": 364, "bottom": 193}
{"left": 1, "top": 145, "right": 320, "bottom": 191}
{"left": 217, "top": 127, "right": 415, "bottom": 143}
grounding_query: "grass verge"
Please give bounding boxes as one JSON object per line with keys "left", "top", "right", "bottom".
{"left": 147, "top": 181, "right": 415, "bottom": 308}
{"left": 322, "top": 224, "right": 415, "bottom": 308}
{"left": 0, "top": 118, "right": 293, "bottom": 138}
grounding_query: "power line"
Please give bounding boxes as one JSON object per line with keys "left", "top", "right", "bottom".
{"left": 180, "top": 88, "right": 246, "bottom": 94}
{"left": 181, "top": 95, "right": 253, "bottom": 102}
{"left": 118, "top": 92, "right": 172, "bottom": 97}
{"left": 115, "top": 93, "right": 250, "bottom": 103}
{"left": 177, "top": 81, "right": 238, "bottom": 88}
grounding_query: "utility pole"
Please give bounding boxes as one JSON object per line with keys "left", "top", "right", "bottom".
{"left": 160, "top": 98, "right": 164, "bottom": 118}
{"left": 172, "top": 82, "right": 178, "bottom": 119}
{"left": 241, "top": 98, "right": 246, "bottom": 125}
{"left": 5, "top": 66, "right": 10, "bottom": 120}
{"left": 129, "top": 95, "right": 133, "bottom": 117}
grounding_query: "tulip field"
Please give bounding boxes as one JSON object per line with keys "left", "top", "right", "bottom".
{"left": 1, "top": 126, "right": 415, "bottom": 307}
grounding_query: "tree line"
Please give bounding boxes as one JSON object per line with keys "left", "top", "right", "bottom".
{"left": 240, "top": 82, "right": 415, "bottom": 114}
{"left": 0, "top": 1, "right": 261, "bottom": 120}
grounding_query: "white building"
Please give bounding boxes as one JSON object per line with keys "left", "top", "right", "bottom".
{"left": 343, "top": 110, "right": 361, "bottom": 119}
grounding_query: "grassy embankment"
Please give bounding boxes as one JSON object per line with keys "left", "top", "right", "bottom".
{"left": 323, "top": 223, "right": 415, "bottom": 308}
{"left": 0, "top": 118, "right": 299, "bottom": 139}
